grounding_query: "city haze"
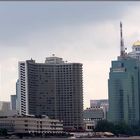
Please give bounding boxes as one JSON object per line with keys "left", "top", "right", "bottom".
{"left": 0, "top": 2, "right": 140, "bottom": 108}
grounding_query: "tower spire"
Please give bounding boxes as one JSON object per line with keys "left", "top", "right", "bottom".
{"left": 120, "top": 22, "right": 125, "bottom": 57}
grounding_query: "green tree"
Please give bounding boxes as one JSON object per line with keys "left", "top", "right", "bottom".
{"left": 95, "top": 120, "right": 115, "bottom": 133}
{"left": 0, "top": 128, "right": 7, "bottom": 136}
{"left": 114, "top": 122, "right": 132, "bottom": 135}
{"left": 95, "top": 120, "right": 134, "bottom": 136}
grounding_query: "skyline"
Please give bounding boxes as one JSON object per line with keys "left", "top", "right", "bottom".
{"left": 1, "top": 2, "right": 140, "bottom": 108}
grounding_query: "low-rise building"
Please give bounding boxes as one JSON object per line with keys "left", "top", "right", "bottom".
{"left": 90, "top": 99, "right": 109, "bottom": 119}
{"left": 0, "top": 115, "right": 63, "bottom": 134}
{"left": 83, "top": 107, "right": 104, "bottom": 131}
{"left": 84, "top": 120, "right": 95, "bottom": 132}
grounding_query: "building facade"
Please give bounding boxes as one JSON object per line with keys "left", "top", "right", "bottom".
{"left": 108, "top": 57, "right": 140, "bottom": 125}
{"left": 90, "top": 99, "right": 108, "bottom": 108}
{"left": 90, "top": 99, "right": 108, "bottom": 120}
{"left": 83, "top": 107, "right": 104, "bottom": 131}
{"left": 0, "top": 101, "right": 17, "bottom": 117}
{"left": 0, "top": 115, "right": 63, "bottom": 134}
{"left": 18, "top": 56, "right": 83, "bottom": 130}
{"left": 10, "top": 95, "right": 17, "bottom": 110}
{"left": 0, "top": 101, "right": 10, "bottom": 111}
{"left": 16, "top": 79, "right": 20, "bottom": 114}
{"left": 83, "top": 107, "right": 104, "bottom": 122}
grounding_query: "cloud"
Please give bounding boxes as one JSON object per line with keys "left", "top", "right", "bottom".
{"left": 0, "top": 1, "right": 134, "bottom": 46}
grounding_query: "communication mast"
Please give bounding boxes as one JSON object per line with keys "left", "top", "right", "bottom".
{"left": 120, "top": 22, "right": 127, "bottom": 58}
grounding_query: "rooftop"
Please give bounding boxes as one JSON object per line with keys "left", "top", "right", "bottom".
{"left": 133, "top": 40, "right": 140, "bottom": 46}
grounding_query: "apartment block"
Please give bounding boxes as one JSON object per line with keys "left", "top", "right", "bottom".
{"left": 18, "top": 56, "right": 83, "bottom": 130}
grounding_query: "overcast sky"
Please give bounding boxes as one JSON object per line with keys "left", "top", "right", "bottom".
{"left": 0, "top": 2, "right": 140, "bottom": 108}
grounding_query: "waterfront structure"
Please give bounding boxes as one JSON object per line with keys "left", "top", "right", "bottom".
{"left": 83, "top": 107, "right": 104, "bottom": 131}
{"left": 0, "top": 115, "right": 63, "bottom": 134}
{"left": 84, "top": 119, "right": 95, "bottom": 132}
{"left": 18, "top": 56, "right": 83, "bottom": 130}
{"left": 108, "top": 22, "right": 140, "bottom": 125}
{"left": 10, "top": 95, "right": 17, "bottom": 110}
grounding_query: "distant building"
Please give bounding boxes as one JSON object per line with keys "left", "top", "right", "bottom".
{"left": 0, "top": 115, "right": 63, "bottom": 134}
{"left": 84, "top": 120, "right": 95, "bottom": 132}
{"left": 128, "top": 40, "right": 140, "bottom": 60}
{"left": 18, "top": 56, "right": 83, "bottom": 130}
{"left": 90, "top": 99, "right": 108, "bottom": 108}
{"left": 83, "top": 107, "right": 104, "bottom": 131}
{"left": 16, "top": 79, "right": 20, "bottom": 113}
{"left": 90, "top": 99, "right": 108, "bottom": 119}
{"left": 0, "top": 102, "right": 3, "bottom": 110}
{"left": 0, "top": 101, "right": 10, "bottom": 111}
{"left": 10, "top": 95, "right": 17, "bottom": 110}
{"left": 0, "top": 101, "right": 17, "bottom": 116}
{"left": 84, "top": 107, "right": 104, "bottom": 121}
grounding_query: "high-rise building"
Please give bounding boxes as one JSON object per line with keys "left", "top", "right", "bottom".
{"left": 108, "top": 58, "right": 140, "bottom": 125}
{"left": 108, "top": 23, "right": 140, "bottom": 125}
{"left": 18, "top": 56, "right": 83, "bottom": 130}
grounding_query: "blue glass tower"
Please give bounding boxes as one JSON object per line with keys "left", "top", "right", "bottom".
{"left": 108, "top": 57, "right": 140, "bottom": 125}
{"left": 108, "top": 22, "right": 140, "bottom": 125}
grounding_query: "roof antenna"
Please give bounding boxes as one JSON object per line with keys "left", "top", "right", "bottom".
{"left": 120, "top": 22, "right": 126, "bottom": 58}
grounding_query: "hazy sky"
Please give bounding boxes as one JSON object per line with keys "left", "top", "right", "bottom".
{"left": 0, "top": 1, "right": 140, "bottom": 108}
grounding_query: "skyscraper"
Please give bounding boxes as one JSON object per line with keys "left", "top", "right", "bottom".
{"left": 108, "top": 23, "right": 140, "bottom": 125}
{"left": 108, "top": 58, "right": 140, "bottom": 125}
{"left": 18, "top": 56, "right": 83, "bottom": 130}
